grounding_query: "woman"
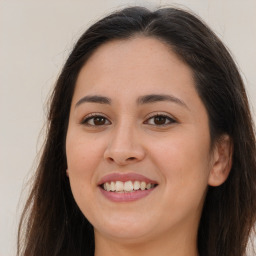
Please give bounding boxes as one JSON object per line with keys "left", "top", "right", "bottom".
{"left": 18, "top": 6, "right": 256, "bottom": 256}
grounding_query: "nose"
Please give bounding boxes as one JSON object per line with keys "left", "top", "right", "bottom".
{"left": 104, "top": 124, "right": 145, "bottom": 166}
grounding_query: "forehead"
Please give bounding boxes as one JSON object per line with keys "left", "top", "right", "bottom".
{"left": 73, "top": 36, "right": 197, "bottom": 102}
{"left": 85, "top": 36, "right": 182, "bottom": 68}
{"left": 80, "top": 36, "right": 191, "bottom": 79}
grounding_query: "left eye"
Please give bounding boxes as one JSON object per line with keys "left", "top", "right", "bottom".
{"left": 145, "top": 115, "right": 175, "bottom": 126}
{"left": 81, "top": 115, "right": 111, "bottom": 126}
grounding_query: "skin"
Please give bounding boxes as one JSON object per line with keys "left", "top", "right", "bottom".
{"left": 66, "top": 36, "right": 232, "bottom": 256}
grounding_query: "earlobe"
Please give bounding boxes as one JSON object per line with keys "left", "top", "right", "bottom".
{"left": 208, "top": 135, "right": 233, "bottom": 187}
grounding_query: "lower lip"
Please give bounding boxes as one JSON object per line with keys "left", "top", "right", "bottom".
{"left": 99, "top": 187, "right": 156, "bottom": 202}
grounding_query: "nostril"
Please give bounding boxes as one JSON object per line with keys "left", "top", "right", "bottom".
{"left": 108, "top": 157, "right": 114, "bottom": 162}
{"left": 106, "top": 156, "right": 136, "bottom": 164}
{"left": 128, "top": 157, "right": 136, "bottom": 161}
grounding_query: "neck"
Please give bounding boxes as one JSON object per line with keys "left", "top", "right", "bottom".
{"left": 94, "top": 227, "right": 199, "bottom": 256}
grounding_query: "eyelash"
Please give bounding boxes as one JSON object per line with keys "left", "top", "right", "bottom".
{"left": 81, "top": 113, "right": 111, "bottom": 127}
{"left": 144, "top": 113, "right": 176, "bottom": 126}
{"left": 81, "top": 113, "right": 176, "bottom": 127}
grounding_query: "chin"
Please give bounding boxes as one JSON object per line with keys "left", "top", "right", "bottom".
{"left": 93, "top": 215, "right": 156, "bottom": 242}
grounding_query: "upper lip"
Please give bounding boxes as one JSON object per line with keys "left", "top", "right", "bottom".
{"left": 98, "top": 172, "right": 158, "bottom": 185}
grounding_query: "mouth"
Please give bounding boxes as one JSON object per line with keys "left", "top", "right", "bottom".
{"left": 100, "top": 180, "right": 157, "bottom": 192}
{"left": 98, "top": 173, "right": 158, "bottom": 202}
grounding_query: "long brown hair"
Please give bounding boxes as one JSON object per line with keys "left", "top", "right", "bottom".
{"left": 18, "top": 6, "right": 256, "bottom": 256}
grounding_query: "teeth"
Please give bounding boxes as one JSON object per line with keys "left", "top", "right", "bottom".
{"left": 116, "top": 181, "right": 124, "bottom": 192}
{"left": 141, "top": 181, "right": 146, "bottom": 190}
{"left": 106, "top": 182, "right": 111, "bottom": 191}
{"left": 110, "top": 181, "right": 115, "bottom": 191}
{"left": 124, "top": 181, "right": 133, "bottom": 192}
{"left": 102, "top": 180, "right": 156, "bottom": 192}
{"left": 133, "top": 181, "right": 140, "bottom": 190}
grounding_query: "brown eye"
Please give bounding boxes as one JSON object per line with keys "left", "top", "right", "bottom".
{"left": 145, "top": 114, "right": 176, "bottom": 126}
{"left": 154, "top": 116, "right": 167, "bottom": 125}
{"left": 82, "top": 115, "right": 111, "bottom": 126}
{"left": 93, "top": 117, "right": 106, "bottom": 125}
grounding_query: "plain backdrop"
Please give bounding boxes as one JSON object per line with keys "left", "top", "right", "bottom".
{"left": 0, "top": 0, "right": 255, "bottom": 255}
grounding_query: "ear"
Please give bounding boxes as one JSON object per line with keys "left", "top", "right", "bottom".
{"left": 208, "top": 134, "right": 233, "bottom": 187}
{"left": 66, "top": 169, "right": 69, "bottom": 177}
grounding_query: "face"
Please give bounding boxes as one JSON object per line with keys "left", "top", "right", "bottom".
{"left": 66, "top": 37, "right": 215, "bottom": 244}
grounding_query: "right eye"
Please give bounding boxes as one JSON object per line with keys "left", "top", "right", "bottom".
{"left": 81, "top": 114, "right": 111, "bottom": 126}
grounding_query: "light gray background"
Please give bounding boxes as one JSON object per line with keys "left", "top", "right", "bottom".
{"left": 0, "top": 0, "right": 255, "bottom": 255}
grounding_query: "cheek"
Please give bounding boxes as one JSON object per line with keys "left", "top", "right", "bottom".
{"left": 154, "top": 140, "right": 210, "bottom": 223}
{"left": 148, "top": 128, "right": 211, "bottom": 200}
{"left": 65, "top": 132, "right": 105, "bottom": 204}
{"left": 66, "top": 130, "right": 104, "bottom": 174}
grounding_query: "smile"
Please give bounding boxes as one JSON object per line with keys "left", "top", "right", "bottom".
{"left": 101, "top": 180, "right": 157, "bottom": 192}
{"left": 98, "top": 173, "right": 158, "bottom": 202}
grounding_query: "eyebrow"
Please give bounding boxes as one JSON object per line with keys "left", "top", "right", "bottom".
{"left": 137, "top": 94, "right": 189, "bottom": 109}
{"left": 75, "top": 94, "right": 188, "bottom": 109}
{"left": 75, "top": 95, "right": 111, "bottom": 107}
